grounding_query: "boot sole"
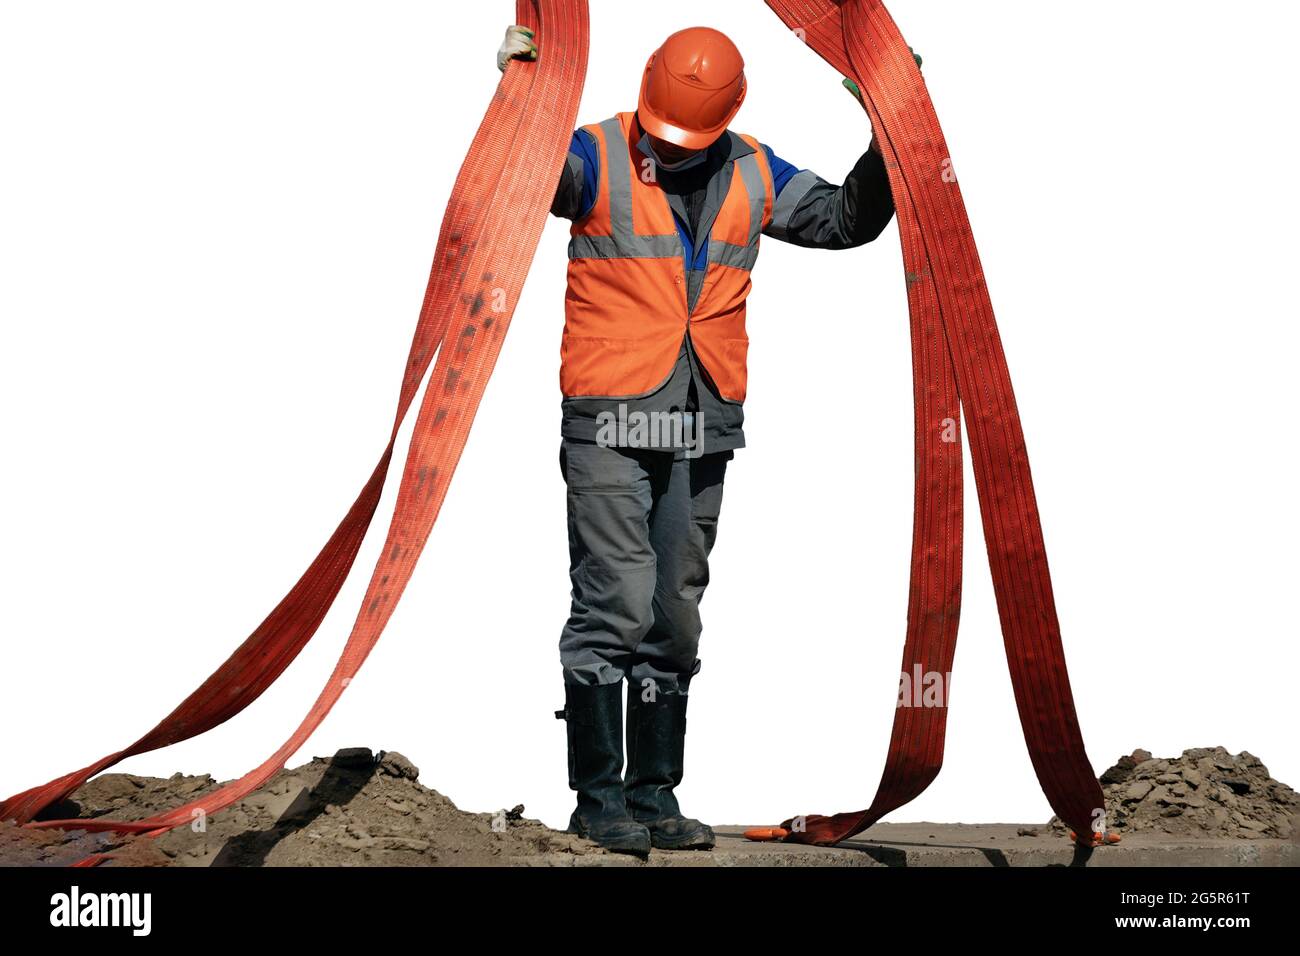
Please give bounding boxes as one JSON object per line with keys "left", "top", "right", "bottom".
{"left": 649, "top": 827, "right": 716, "bottom": 851}
{"left": 567, "top": 821, "right": 651, "bottom": 856}
{"left": 651, "top": 836, "right": 715, "bottom": 851}
{"left": 575, "top": 834, "right": 651, "bottom": 856}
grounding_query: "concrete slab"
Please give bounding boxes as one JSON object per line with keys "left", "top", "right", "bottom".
{"left": 520, "top": 823, "right": 1299, "bottom": 867}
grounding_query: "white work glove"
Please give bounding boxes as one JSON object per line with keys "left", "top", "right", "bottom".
{"left": 497, "top": 24, "right": 537, "bottom": 72}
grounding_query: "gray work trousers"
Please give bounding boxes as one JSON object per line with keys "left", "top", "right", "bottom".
{"left": 558, "top": 437, "right": 732, "bottom": 694}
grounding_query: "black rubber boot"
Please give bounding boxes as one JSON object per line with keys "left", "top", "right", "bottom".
{"left": 624, "top": 684, "right": 716, "bottom": 850}
{"left": 556, "top": 681, "right": 651, "bottom": 856}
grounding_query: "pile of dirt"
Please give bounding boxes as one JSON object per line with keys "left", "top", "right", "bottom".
{"left": 1050, "top": 747, "right": 1297, "bottom": 839}
{"left": 6, "top": 744, "right": 1293, "bottom": 867}
{"left": 0, "top": 747, "right": 603, "bottom": 867}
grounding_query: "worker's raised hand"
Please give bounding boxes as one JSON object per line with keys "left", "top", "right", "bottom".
{"left": 497, "top": 24, "right": 537, "bottom": 72}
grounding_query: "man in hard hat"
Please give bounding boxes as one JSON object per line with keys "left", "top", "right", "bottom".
{"left": 498, "top": 24, "right": 913, "bottom": 855}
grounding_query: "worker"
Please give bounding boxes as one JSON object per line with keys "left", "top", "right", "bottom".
{"left": 497, "top": 24, "right": 916, "bottom": 855}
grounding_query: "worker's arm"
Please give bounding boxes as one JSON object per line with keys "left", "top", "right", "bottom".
{"left": 763, "top": 49, "right": 921, "bottom": 250}
{"left": 550, "top": 128, "right": 599, "bottom": 221}
{"left": 762, "top": 143, "right": 895, "bottom": 250}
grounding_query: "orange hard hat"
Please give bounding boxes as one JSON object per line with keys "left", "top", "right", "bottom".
{"left": 637, "top": 27, "right": 747, "bottom": 151}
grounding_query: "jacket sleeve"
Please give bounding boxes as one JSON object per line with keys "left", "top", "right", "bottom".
{"left": 761, "top": 143, "right": 895, "bottom": 249}
{"left": 550, "top": 129, "right": 600, "bottom": 221}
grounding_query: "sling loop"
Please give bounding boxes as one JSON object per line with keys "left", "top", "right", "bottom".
{"left": 762, "top": 0, "right": 1104, "bottom": 846}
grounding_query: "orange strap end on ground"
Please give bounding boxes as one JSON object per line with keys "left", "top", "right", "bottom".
{"left": 743, "top": 826, "right": 791, "bottom": 842}
{"left": 761, "top": 0, "right": 1104, "bottom": 846}
{"left": 2, "top": 0, "right": 589, "bottom": 844}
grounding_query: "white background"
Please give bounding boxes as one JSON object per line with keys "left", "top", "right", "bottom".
{"left": 2, "top": 1, "right": 1296, "bottom": 832}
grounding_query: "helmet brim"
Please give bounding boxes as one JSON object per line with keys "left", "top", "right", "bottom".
{"left": 636, "top": 64, "right": 746, "bottom": 152}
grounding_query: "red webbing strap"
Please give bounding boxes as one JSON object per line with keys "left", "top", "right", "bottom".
{"left": 7, "top": 0, "right": 589, "bottom": 837}
{"left": 0, "top": 2, "right": 539, "bottom": 828}
{"left": 765, "top": 0, "right": 1103, "bottom": 845}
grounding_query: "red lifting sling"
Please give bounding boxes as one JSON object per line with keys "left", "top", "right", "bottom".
{"left": 0, "top": 0, "right": 590, "bottom": 854}
{"left": 761, "top": 0, "right": 1104, "bottom": 846}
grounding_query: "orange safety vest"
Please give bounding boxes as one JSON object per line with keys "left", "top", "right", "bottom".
{"left": 561, "top": 111, "right": 774, "bottom": 404}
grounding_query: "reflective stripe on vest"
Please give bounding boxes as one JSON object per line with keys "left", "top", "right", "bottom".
{"left": 561, "top": 111, "right": 773, "bottom": 403}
